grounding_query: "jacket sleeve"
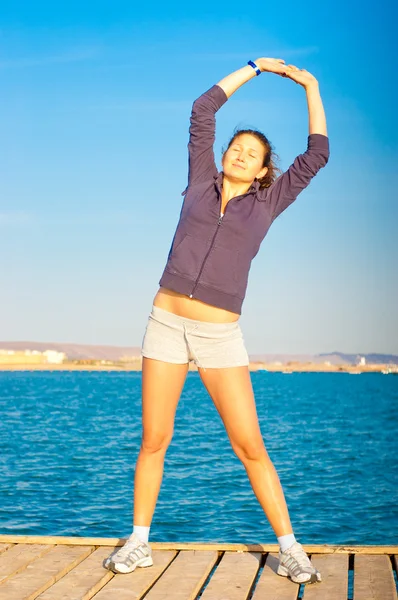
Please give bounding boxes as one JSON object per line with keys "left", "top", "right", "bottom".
{"left": 258, "top": 133, "right": 330, "bottom": 220}
{"left": 183, "top": 84, "right": 228, "bottom": 194}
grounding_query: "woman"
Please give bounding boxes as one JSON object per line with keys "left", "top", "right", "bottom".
{"left": 105, "top": 57, "right": 329, "bottom": 585}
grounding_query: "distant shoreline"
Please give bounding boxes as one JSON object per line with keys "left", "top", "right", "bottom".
{"left": 0, "top": 362, "right": 396, "bottom": 374}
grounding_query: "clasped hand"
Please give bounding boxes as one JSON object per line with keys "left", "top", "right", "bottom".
{"left": 254, "top": 57, "right": 318, "bottom": 89}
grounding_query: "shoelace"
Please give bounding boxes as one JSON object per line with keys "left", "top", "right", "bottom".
{"left": 282, "top": 543, "right": 314, "bottom": 573}
{"left": 290, "top": 546, "right": 311, "bottom": 565}
{"left": 114, "top": 536, "right": 149, "bottom": 561}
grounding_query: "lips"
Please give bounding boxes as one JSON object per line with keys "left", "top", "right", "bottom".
{"left": 232, "top": 164, "right": 245, "bottom": 170}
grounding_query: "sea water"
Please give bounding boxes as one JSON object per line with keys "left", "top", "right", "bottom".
{"left": 0, "top": 371, "right": 397, "bottom": 545}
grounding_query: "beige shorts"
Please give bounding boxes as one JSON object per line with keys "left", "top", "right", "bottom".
{"left": 141, "top": 305, "right": 250, "bottom": 371}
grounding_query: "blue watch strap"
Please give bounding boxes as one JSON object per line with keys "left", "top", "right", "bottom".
{"left": 248, "top": 60, "right": 261, "bottom": 76}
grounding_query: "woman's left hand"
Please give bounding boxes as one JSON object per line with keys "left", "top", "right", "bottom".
{"left": 281, "top": 65, "right": 319, "bottom": 89}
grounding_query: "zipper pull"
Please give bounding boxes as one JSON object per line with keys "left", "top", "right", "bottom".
{"left": 218, "top": 214, "right": 224, "bottom": 225}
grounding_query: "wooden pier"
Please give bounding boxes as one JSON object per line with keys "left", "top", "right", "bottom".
{"left": 0, "top": 535, "right": 396, "bottom": 599}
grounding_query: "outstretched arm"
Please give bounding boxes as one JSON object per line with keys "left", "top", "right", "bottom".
{"left": 283, "top": 66, "right": 327, "bottom": 136}
{"left": 218, "top": 58, "right": 327, "bottom": 135}
{"left": 257, "top": 66, "right": 329, "bottom": 219}
{"left": 186, "top": 84, "right": 227, "bottom": 189}
{"left": 216, "top": 57, "right": 290, "bottom": 97}
{"left": 186, "top": 58, "right": 292, "bottom": 191}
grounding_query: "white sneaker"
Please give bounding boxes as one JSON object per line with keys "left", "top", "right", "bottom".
{"left": 104, "top": 533, "right": 153, "bottom": 574}
{"left": 277, "top": 541, "right": 321, "bottom": 584}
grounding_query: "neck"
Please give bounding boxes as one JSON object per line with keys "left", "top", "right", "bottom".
{"left": 221, "top": 174, "right": 252, "bottom": 202}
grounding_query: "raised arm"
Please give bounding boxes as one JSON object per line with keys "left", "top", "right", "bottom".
{"left": 216, "top": 57, "right": 291, "bottom": 97}
{"left": 256, "top": 66, "right": 329, "bottom": 219}
{"left": 186, "top": 85, "right": 228, "bottom": 189}
{"left": 186, "top": 58, "right": 292, "bottom": 191}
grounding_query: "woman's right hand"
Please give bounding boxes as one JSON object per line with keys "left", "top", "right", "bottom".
{"left": 254, "top": 57, "right": 291, "bottom": 76}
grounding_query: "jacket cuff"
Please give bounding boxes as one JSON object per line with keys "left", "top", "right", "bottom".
{"left": 201, "top": 84, "right": 229, "bottom": 109}
{"left": 308, "top": 133, "right": 329, "bottom": 151}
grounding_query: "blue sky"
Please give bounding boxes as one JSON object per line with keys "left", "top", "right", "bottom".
{"left": 1, "top": 1, "right": 397, "bottom": 354}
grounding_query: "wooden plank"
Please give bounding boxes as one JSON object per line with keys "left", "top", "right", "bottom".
{"left": 253, "top": 553, "right": 350, "bottom": 600}
{"left": 145, "top": 550, "right": 218, "bottom": 600}
{"left": 0, "top": 535, "right": 130, "bottom": 547}
{"left": 354, "top": 554, "right": 396, "bottom": 600}
{"left": 0, "top": 545, "right": 94, "bottom": 600}
{"left": 0, "top": 544, "right": 52, "bottom": 584}
{"left": 36, "top": 547, "right": 114, "bottom": 600}
{"left": 93, "top": 550, "right": 177, "bottom": 600}
{"left": 0, "top": 536, "right": 396, "bottom": 553}
{"left": 251, "top": 552, "right": 302, "bottom": 600}
{"left": 299, "top": 554, "right": 348, "bottom": 599}
{"left": 200, "top": 551, "right": 261, "bottom": 600}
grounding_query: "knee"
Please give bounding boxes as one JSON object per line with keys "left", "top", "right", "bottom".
{"left": 141, "top": 431, "right": 173, "bottom": 455}
{"left": 232, "top": 439, "right": 269, "bottom": 463}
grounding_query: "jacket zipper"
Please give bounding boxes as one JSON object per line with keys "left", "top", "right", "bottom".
{"left": 189, "top": 205, "right": 226, "bottom": 298}
{"left": 188, "top": 179, "right": 253, "bottom": 299}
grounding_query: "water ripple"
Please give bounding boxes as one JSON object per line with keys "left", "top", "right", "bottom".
{"left": 0, "top": 371, "right": 397, "bottom": 545}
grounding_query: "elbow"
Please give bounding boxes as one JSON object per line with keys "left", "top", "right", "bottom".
{"left": 190, "top": 100, "right": 201, "bottom": 121}
{"left": 307, "top": 133, "right": 330, "bottom": 168}
{"left": 191, "top": 97, "right": 202, "bottom": 111}
{"left": 309, "top": 152, "right": 329, "bottom": 175}
{"left": 297, "top": 148, "right": 330, "bottom": 178}
{"left": 189, "top": 97, "right": 209, "bottom": 128}
{"left": 191, "top": 93, "right": 210, "bottom": 112}
{"left": 318, "top": 148, "right": 330, "bottom": 168}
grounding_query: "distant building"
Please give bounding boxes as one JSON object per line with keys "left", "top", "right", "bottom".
{"left": 0, "top": 350, "right": 44, "bottom": 364}
{"left": 358, "top": 356, "right": 366, "bottom": 366}
{"left": 0, "top": 349, "right": 65, "bottom": 365}
{"left": 43, "top": 350, "right": 66, "bottom": 364}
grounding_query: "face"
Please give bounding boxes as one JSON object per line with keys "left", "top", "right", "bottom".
{"left": 222, "top": 133, "right": 268, "bottom": 184}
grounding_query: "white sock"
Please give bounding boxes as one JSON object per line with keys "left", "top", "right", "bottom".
{"left": 132, "top": 525, "right": 150, "bottom": 544}
{"left": 278, "top": 533, "right": 297, "bottom": 552}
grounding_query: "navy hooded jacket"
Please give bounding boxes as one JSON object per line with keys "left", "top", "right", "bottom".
{"left": 159, "top": 84, "right": 330, "bottom": 315}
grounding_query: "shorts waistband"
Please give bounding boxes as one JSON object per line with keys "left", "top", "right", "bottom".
{"left": 150, "top": 305, "right": 240, "bottom": 332}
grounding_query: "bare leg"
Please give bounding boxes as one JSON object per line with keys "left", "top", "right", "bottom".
{"left": 198, "top": 365, "right": 293, "bottom": 537}
{"left": 133, "top": 357, "right": 189, "bottom": 526}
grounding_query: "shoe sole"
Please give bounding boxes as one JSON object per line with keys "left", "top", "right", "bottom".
{"left": 277, "top": 563, "right": 321, "bottom": 584}
{"left": 105, "top": 555, "right": 153, "bottom": 574}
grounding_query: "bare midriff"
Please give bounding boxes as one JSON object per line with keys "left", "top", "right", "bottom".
{"left": 153, "top": 198, "right": 239, "bottom": 323}
{"left": 153, "top": 286, "right": 240, "bottom": 323}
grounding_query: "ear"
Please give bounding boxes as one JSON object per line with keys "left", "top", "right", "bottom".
{"left": 256, "top": 166, "right": 268, "bottom": 180}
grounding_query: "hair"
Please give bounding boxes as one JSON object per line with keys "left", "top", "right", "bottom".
{"left": 222, "top": 127, "right": 281, "bottom": 189}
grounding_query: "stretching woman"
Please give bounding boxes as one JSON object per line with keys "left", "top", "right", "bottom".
{"left": 105, "top": 57, "right": 329, "bottom": 585}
